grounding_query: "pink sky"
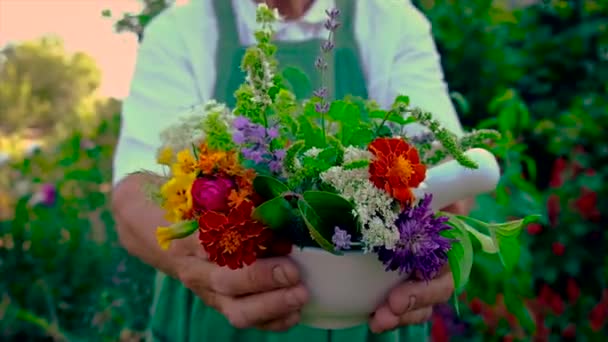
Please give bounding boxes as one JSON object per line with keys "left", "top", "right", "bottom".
{"left": 0, "top": 0, "right": 144, "bottom": 99}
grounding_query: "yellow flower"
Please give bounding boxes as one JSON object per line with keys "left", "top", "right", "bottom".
{"left": 171, "top": 148, "right": 198, "bottom": 176}
{"left": 156, "top": 146, "right": 174, "bottom": 165}
{"left": 156, "top": 220, "right": 199, "bottom": 250}
{"left": 160, "top": 172, "right": 196, "bottom": 222}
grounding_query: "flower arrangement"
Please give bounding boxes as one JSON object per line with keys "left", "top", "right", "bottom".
{"left": 140, "top": 4, "right": 539, "bottom": 327}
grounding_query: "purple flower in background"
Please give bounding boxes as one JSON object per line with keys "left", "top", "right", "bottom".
{"left": 28, "top": 183, "right": 57, "bottom": 207}
{"left": 232, "top": 117, "right": 284, "bottom": 173}
{"left": 376, "top": 194, "right": 452, "bottom": 281}
{"left": 332, "top": 227, "right": 352, "bottom": 251}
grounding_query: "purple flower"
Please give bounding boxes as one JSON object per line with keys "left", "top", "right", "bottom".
{"left": 232, "top": 117, "right": 285, "bottom": 173}
{"left": 376, "top": 194, "right": 452, "bottom": 281}
{"left": 28, "top": 183, "right": 57, "bottom": 207}
{"left": 313, "top": 87, "right": 328, "bottom": 99}
{"left": 233, "top": 116, "right": 251, "bottom": 130}
{"left": 315, "top": 56, "right": 328, "bottom": 70}
{"left": 315, "top": 102, "right": 329, "bottom": 114}
{"left": 321, "top": 40, "right": 334, "bottom": 53}
{"left": 332, "top": 227, "right": 352, "bottom": 251}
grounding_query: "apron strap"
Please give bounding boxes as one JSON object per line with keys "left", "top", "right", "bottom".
{"left": 334, "top": 0, "right": 356, "bottom": 49}
{"left": 213, "top": 0, "right": 240, "bottom": 48}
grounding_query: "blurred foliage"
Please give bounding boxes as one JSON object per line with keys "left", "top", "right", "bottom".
{"left": 0, "top": 115, "right": 154, "bottom": 342}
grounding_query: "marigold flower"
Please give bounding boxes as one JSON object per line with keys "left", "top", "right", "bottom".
{"left": 368, "top": 137, "right": 426, "bottom": 204}
{"left": 160, "top": 173, "right": 196, "bottom": 222}
{"left": 198, "top": 201, "right": 272, "bottom": 269}
{"left": 156, "top": 146, "right": 174, "bottom": 166}
{"left": 156, "top": 220, "right": 198, "bottom": 250}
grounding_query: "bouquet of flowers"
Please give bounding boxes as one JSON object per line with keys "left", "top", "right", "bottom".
{"left": 142, "top": 4, "right": 538, "bottom": 328}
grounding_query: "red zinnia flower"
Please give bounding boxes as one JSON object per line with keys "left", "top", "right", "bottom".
{"left": 198, "top": 201, "right": 272, "bottom": 269}
{"left": 368, "top": 138, "right": 426, "bottom": 204}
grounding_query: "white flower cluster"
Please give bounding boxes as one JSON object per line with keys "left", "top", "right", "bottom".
{"left": 159, "top": 100, "right": 232, "bottom": 152}
{"left": 320, "top": 166, "right": 400, "bottom": 251}
{"left": 343, "top": 146, "right": 372, "bottom": 164}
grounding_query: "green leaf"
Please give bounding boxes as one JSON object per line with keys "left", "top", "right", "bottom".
{"left": 441, "top": 220, "right": 474, "bottom": 291}
{"left": 346, "top": 127, "right": 374, "bottom": 147}
{"left": 327, "top": 100, "right": 358, "bottom": 122}
{"left": 369, "top": 110, "right": 413, "bottom": 125}
{"left": 442, "top": 214, "right": 498, "bottom": 254}
{"left": 297, "top": 114, "right": 325, "bottom": 148}
{"left": 454, "top": 214, "right": 540, "bottom": 272}
{"left": 282, "top": 66, "right": 312, "bottom": 99}
{"left": 252, "top": 197, "right": 293, "bottom": 230}
{"left": 392, "top": 95, "right": 410, "bottom": 108}
{"left": 450, "top": 92, "right": 470, "bottom": 114}
{"left": 297, "top": 199, "right": 338, "bottom": 254}
{"left": 253, "top": 176, "right": 290, "bottom": 200}
{"left": 302, "top": 191, "right": 356, "bottom": 227}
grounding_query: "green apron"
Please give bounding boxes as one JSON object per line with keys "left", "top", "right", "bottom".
{"left": 148, "top": 0, "right": 429, "bottom": 340}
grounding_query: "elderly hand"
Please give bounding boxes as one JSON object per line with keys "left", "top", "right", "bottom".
{"left": 169, "top": 234, "right": 308, "bottom": 332}
{"left": 368, "top": 198, "right": 474, "bottom": 333}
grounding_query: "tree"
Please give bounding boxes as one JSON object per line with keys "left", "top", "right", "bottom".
{"left": 104, "top": 0, "right": 174, "bottom": 42}
{"left": 0, "top": 36, "right": 110, "bottom": 138}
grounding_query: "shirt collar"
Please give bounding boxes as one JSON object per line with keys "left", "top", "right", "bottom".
{"left": 239, "top": 0, "right": 336, "bottom": 31}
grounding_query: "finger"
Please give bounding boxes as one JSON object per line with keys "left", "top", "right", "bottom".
{"left": 398, "top": 306, "right": 433, "bottom": 326}
{"left": 369, "top": 306, "right": 433, "bottom": 334}
{"left": 369, "top": 305, "right": 399, "bottom": 334}
{"left": 255, "top": 311, "right": 301, "bottom": 332}
{"left": 207, "top": 257, "right": 301, "bottom": 296}
{"left": 387, "top": 269, "right": 454, "bottom": 315}
{"left": 222, "top": 285, "right": 308, "bottom": 329}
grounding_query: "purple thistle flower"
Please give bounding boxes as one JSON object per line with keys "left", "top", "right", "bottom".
{"left": 376, "top": 194, "right": 452, "bottom": 281}
{"left": 332, "top": 227, "right": 352, "bottom": 251}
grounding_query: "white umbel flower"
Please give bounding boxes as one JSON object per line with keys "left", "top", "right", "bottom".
{"left": 320, "top": 166, "right": 400, "bottom": 251}
{"left": 158, "top": 100, "right": 232, "bottom": 153}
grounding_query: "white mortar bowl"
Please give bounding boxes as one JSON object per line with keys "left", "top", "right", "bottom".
{"left": 289, "top": 148, "right": 501, "bottom": 329}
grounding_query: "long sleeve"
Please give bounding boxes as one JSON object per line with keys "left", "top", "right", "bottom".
{"left": 383, "top": 2, "right": 464, "bottom": 137}
{"left": 112, "top": 8, "right": 204, "bottom": 186}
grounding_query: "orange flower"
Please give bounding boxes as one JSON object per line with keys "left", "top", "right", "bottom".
{"left": 198, "top": 201, "right": 272, "bottom": 269}
{"left": 368, "top": 137, "right": 426, "bottom": 204}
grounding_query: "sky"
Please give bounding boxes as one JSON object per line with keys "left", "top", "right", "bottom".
{"left": 0, "top": 0, "right": 145, "bottom": 99}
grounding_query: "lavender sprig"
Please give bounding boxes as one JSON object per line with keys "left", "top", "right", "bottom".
{"left": 313, "top": 8, "right": 341, "bottom": 144}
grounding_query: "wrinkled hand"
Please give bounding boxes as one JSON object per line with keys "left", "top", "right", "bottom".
{"left": 369, "top": 198, "right": 473, "bottom": 333}
{"left": 169, "top": 235, "right": 308, "bottom": 331}
{"left": 369, "top": 266, "right": 454, "bottom": 333}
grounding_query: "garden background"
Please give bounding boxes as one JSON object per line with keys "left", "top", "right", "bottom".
{"left": 0, "top": 0, "right": 606, "bottom": 341}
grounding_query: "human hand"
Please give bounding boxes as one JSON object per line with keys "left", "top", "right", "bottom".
{"left": 368, "top": 199, "right": 472, "bottom": 333}
{"left": 169, "top": 234, "right": 308, "bottom": 331}
{"left": 369, "top": 265, "right": 454, "bottom": 333}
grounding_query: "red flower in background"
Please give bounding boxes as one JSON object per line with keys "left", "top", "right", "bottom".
{"left": 198, "top": 201, "right": 273, "bottom": 269}
{"left": 589, "top": 302, "right": 608, "bottom": 332}
{"left": 547, "top": 153, "right": 600, "bottom": 225}
{"left": 567, "top": 278, "right": 580, "bottom": 304}
{"left": 574, "top": 188, "right": 600, "bottom": 221}
{"left": 527, "top": 223, "right": 543, "bottom": 235}
{"left": 368, "top": 138, "right": 426, "bottom": 204}
{"left": 552, "top": 242, "right": 565, "bottom": 256}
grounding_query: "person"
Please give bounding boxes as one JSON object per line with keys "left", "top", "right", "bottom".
{"left": 111, "top": 0, "right": 473, "bottom": 341}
